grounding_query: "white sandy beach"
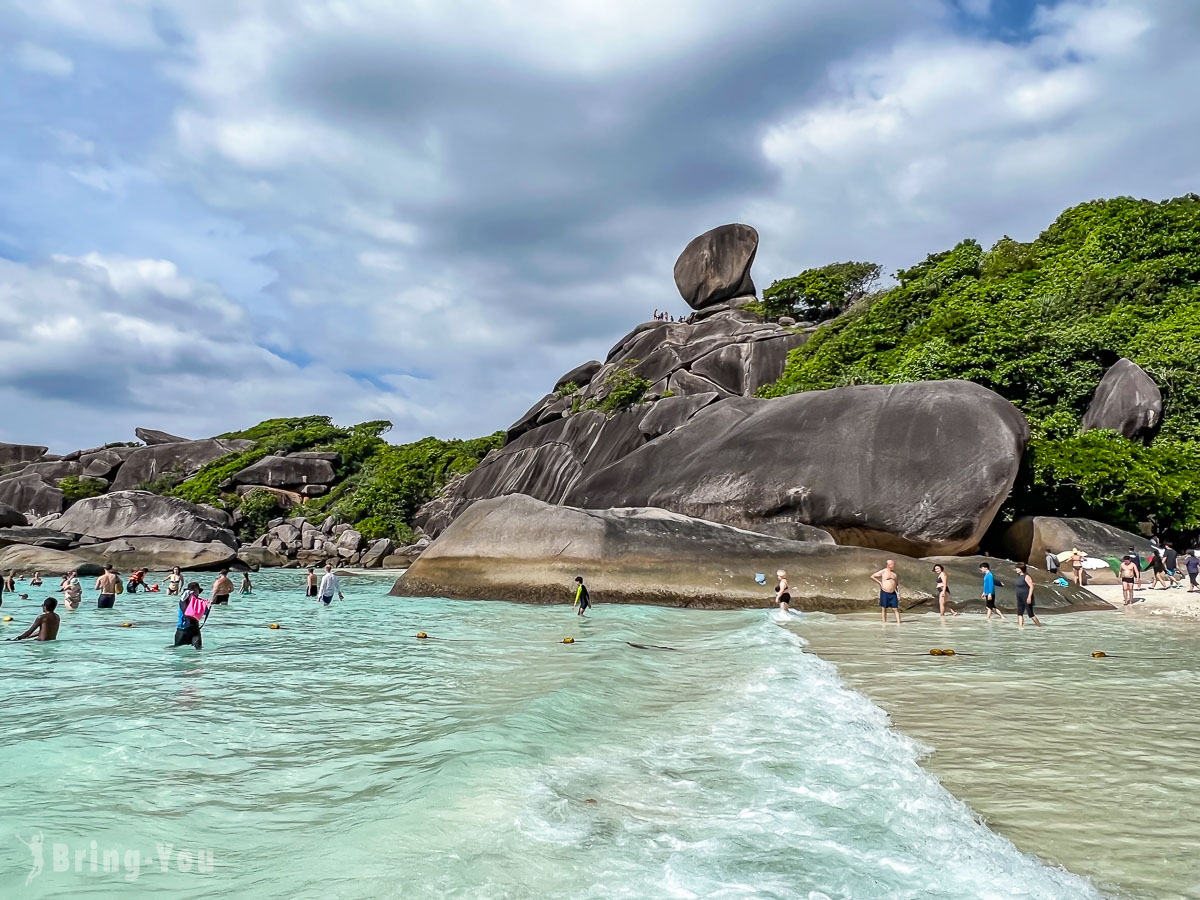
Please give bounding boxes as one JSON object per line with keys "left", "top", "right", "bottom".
{"left": 1084, "top": 581, "right": 1200, "bottom": 619}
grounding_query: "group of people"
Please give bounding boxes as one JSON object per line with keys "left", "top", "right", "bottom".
{"left": 651, "top": 308, "right": 685, "bottom": 322}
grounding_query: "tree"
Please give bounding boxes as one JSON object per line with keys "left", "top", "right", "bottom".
{"left": 761, "top": 261, "right": 882, "bottom": 320}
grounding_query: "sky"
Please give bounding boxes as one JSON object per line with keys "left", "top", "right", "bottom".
{"left": 1, "top": 0, "right": 1198, "bottom": 452}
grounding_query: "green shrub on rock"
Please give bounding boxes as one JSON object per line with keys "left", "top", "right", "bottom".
{"left": 59, "top": 475, "right": 107, "bottom": 504}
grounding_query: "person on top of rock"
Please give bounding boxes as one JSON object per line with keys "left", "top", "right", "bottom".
{"left": 9, "top": 597, "right": 59, "bottom": 642}
{"left": 871, "top": 560, "right": 901, "bottom": 625}
{"left": 573, "top": 575, "right": 590, "bottom": 617}
{"left": 774, "top": 570, "right": 791, "bottom": 614}
{"left": 1044, "top": 550, "right": 1059, "bottom": 575}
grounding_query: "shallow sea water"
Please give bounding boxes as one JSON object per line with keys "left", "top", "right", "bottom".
{"left": 0, "top": 572, "right": 1146, "bottom": 898}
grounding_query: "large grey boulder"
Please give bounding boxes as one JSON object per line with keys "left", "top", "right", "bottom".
{"left": 135, "top": 427, "right": 189, "bottom": 445}
{"left": 1081, "top": 358, "right": 1163, "bottom": 441}
{"left": 360, "top": 538, "right": 394, "bottom": 568}
{"left": 0, "top": 526, "right": 79, "bottom": 550}
{"left": 238, "top": 546, "right": 289, "bottom": 569}
{"left": 392, "top": 495, "right": 1106, "bottom": 612}
{"left": 224, "top": 455, "right": 335, "bottom": 489}
{"left": 0, "top": 474, "right": 64, "bottom": 518}
{"left": 673, "top": 224, "right": 758, "bottom": 310}
{"left": 80, "top": 448, "right": 129, "bottom": 478}
{"left": 74, "top": 537, "right": 237, "bottom": 571}
{"left": 0, "top": 544, "right": 104, "bottom": 576}
{"left": 50, "top": 491, "right": 236, "bottom": 545}
{"left": 0, "top": 442, "right": 48, "bottom": 468}
{"left": 0, "top": 504, "right": 27, "bottom": 527}
{"left": 569, "top": 380, "right": 1029, "bottom": 556}
{"left": 999, "top": 516, "right": 1153, "bottom": 585}
{"left": 111, "top": 438, "right": 253, "bottom": 491}
{"left": 554, "top": 360, "right": 602, "bottom": 391}
{"left": 0, "top": 460, "right": 82, "bottom": 483}
{"left": 638, "top": 393, "right": 721, "bottom": 438}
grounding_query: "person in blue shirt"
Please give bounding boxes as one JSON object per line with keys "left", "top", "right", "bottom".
{"left": 979, "top": 563, "right": 1005, "bottom": 621}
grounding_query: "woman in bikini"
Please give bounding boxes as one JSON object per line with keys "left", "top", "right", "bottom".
{"left": 933, "top": 564, "right": 957, "bottom": 617}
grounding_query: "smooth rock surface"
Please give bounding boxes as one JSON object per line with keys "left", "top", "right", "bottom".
{"left": 0, "top": 526, "right": 79, "bottom": 550}
{"left": 225, "top": 455, "right": 335, "bottom": 488}
{"left": 238, "top": 546, "right": 290, "bottom": 569}
{"left": 135, "top": 427, "right": 189, "bottom": 445}
{"left": 111, "top": 438, "right": 253, "bottom": 491}
{"left": 1081, "top": 358, "right": 1163, "bottom": 441}
{"left": 0, "top": 474, "right": 64, "bottom": 518}
{"left": 75, "top": 537, "right": 238, "bottom": 571}
{"left": 0, "top": 544, "right": 104, "bottom": 576}
{"left": 0, "top": 504, "right": 28, "bottom": 527}
{"left": 0, "top": 442, "right": 48, "bottom": 468}
{"left": 999, "top": 516, "right": 1153, "bottom": 585}
{"left": 673, "top": 224, "right": 758, "bottom": 310}
{"left": 51, "top": 491, "right": 236, "bottom": 545}
{"left": 569, "top": 381, "right": 1030, "bottom": 555}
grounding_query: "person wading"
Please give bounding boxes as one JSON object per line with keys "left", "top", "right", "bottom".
{"left": 871, "top": 560, "right": 901, "bottom": 625}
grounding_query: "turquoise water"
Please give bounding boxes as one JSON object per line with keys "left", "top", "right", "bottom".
{"left": 0, "top": 572, "right": 1102, "bottom": 898}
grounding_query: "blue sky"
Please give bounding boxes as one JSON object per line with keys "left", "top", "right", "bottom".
{"left": 1, "top": 0, "right": 1198, "bottom": 451}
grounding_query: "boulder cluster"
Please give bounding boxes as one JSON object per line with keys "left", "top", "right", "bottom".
{"left": 241, "top": 518, "right": 427, "bottom": 571}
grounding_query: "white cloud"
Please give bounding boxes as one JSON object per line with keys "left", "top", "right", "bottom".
{"left": 14, "top": 41, "right": 74, "bottom": 77}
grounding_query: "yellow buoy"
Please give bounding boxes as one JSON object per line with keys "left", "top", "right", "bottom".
{"left": 563, "top": 637, "right": 575, "bottom": 644}
{"left": 416, "top": 632, "right": 428, "bottom": 639}
{"left": 120, "top": 622, "right": 133, "bottom": 628}
{"left": 929, "top": 648, "right": 944, "bottom": 656}
{"left": 1092, "top": 651, "right": 1107, "bottom": 658}
{"left": 1, "top": 616, "right": 12, "bottom": 622}
{"left": 268, "top": 623, "right": 280, "bottom": 630}
{"left": 943, "top": 649, "right": 956, "bottom": 656}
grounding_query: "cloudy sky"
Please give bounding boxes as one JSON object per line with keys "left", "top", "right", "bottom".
{"left": 1, "top": 0, "right": 1197, "bottom": 451}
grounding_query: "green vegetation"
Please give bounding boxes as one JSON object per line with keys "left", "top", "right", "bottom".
{"left": 762, "top": 195, "right": 1200, "bottom": 534}
{"left": 554, "top": 381, "right": 579, "bottom": 399}
{"left": 595, "top": 362, "right": 652, "bottom": 414}
{"left": 136, "top": 463, "right": 188, "bottom": 495}
{"left": 59, "top": 476, "right": 107, "bottom": 503}
{"left": 761, "top": 261, "right": 881, "bottom": 321}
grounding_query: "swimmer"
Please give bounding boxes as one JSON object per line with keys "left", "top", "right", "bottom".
{"left": 871, "top": 560, "right": 901, "bottom": 624}
{"left": 211, "top": 569, "right": 234, "bottom": 605}
{"left": 1119, "top": 556, "right": 1139, "bottom": 605}
{"left": 62, "top": 571, "right": 82, "bottom": 611}
{"left": 166, "top": 566, "right": 183, "bottom": 596}
{"left": 979, "top": 562, "right": 1004, "bottom": 620}
{"left": 240, "top": 572, "right": 252, "bottom": 595}
{"left": 305, "top": 567, "right": 318, "bottom": 599}
{"left": 774, "top": 569, "right": 791, "bottom": 613}
{"left": 1014, "top": 563, "right": 1042, "bottom": 627}
{"left": 933, "top": 564, "right": 957, "bottom": 617}
{"left": 96, "top": 565, "right": 120, "bottom": 609}
{"left": 172, "top": 582, "right": 211, "bottom": 650}
{"left": 29, "top": 572, "right": 42, "bottom": 587}
{"left": 318, "top": 564, "right": 343, "bottom": 606}
{"left": 573, "top": 575, "right": 590, "bottom": 616}
{"left": 10, "top": 598, "right": 59, "bottom": 642}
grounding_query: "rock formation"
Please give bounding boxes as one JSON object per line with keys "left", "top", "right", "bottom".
{"left": 0, "top": 544, "right": 104, "bottom": 576}
{"left": 0, "top": 474, "right": 64, "bottom": 518}
{"left": 51, "top": 491, "right": 236, "bottom": 546}
{"left": 223, "top": 454, "right": 336, "bottom": 489}
{"left": 999, "top": 516, "right": 1153, "bottom": 585}
{"left": 0, "top": 504, "right": 28, "bottom": 528}
{"left": 1081, "top": 358, "right": 1163, "bottom": 441}
{"left": 110, "top": 438, "right": 253, "bottom": 492}
{"left": 0, "top": 442, "right": 49, "bottom": 469}
{"left": 75, "top": 537, "right": 237, "bottom": 571}
{"left": 673, "top": 223, "right": 758, "bottom": 309}
{"left": 392, "top": 494, "right": 1108, "bottom": 612}
{"left": 135, "top": 427, "right": 189, "bottom": 445}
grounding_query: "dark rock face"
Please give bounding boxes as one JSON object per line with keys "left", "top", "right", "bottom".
{"left": 111, "top": 438, "right": 253, "bottom": 492}
{"left": 80, "top": 449, "right": 128, "bottom": 478}
{"left": 75, "top": 537, "right": 237, "bottom": 571}
{"left": 0, "top": 504, "right": 28, "bottom": 527}
{"left": 51, "top": 491, "right": 236, "bottom": 545}
{"left": 238, "top": 546, "right": 289, "bottom": 569}
{"left": 0, "top": 544, "right": 104, "bottom": 576}
{"left": 0, "top": 460, "right": 83, "bottom": 483}
{"left": 0, "top": 474, "right": 64, "bottom": 518}
{"left": 392, "top": 494, "right": 1106, "bottom": 612}
{"left": 555, "top": 360, "right": 602, "bottom": 391}
{"left": 673, "top": 224, "right": 758, "bottom": 310}
{"left": 225, "top": 455, "right": 335, "bottom": 488}
{"left": 0, "top": 526, "right": 79, "bottom": 550}
{"left": 569, "top": 381, "right": 1030, "bottom": 556}
{"left": 638, "top": 393, "right": 721, "bottom": 438}
{"left": 999, "top": 516, "right": 1153, "bottom": 585}
{"left": 1081, "top": 358, "right": 1163, "bottom": 441}
{"left": 135, "top": 427, "right": 189, "bottom": 445}
{"left": 0, "top": 442, "right": 48, "bottom": 468}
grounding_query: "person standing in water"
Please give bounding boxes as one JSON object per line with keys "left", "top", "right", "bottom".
{"left": 305, "top": 568, "right": 319, "bottom": 599}
{"left": 166, "top": 566, "right": 183, "bottom": 596}
{"left": 1014, "top": 563, "right": 1041, "bottom": 627}
{"left": 172, "top": 582, "right": 211, "bottom": 649}
{"left": 1119, "top": 556, "right": 1139, "bottom": 605}
{"left": 210, "top": 569, "right": 234, "bottom": 605}
{"left": 871, "top": 560, "right": 901, "bottom": 624}
{"left": 932, "top": 564, "right": 957, "bottom": 617}
{"left": 96, "top": 566, "right": 120, "bottom": 609}
{"left": 774, "top": 569, "right": 791, "bottom": 613}
{"left": 979, "top": 563, "right": 1004, "bottom": 620}
{"left": 573, "top": 576, "right": 590, "bottom": 617}
{"left": 318, "top": 564, "right": 343, "bottom": 606}
{"left": 240, "top": 572, "right": 252, "bottom": 595}
{"left": 10, "top": 597, "right": 59, "bottom": 642}
{"left": 62, "top": 571, "right": 82, "bottom": 611}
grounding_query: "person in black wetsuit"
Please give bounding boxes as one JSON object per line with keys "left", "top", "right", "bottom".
{"left": 1014, "top": 563, "right": 1041, "bottom": 628}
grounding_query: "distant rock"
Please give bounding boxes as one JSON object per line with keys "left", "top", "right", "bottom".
{"left": 80, "top": 448, "right": 133, "bottom": 478}
{"left": 392, "top": 495, "right": 1106, "bottom": 612}
{"left": 135, "top": 427, "right": 189, "bottom": 445}
{"left": 75, "top": 537, "right": 237, "bottom": 571}
{"left": 360, "top": 538, "right": 394, "bottom": 568}
{"left": 224, "top": 455, "right": 335, "bottom": 489}
{"left": 0, "top": 526, "right": 79, "bottom": 550}
{"left": 0, "top": 460, "right": 82, "bottom": 484}
{"left": 0, "top": 544, "right": 104, "bottom": 576}
{"left": 0, "top": 504, "right": 27, "bottom": 527}
{"left": 238, "top": 546, "right": 289, "bottom": 569}
{"left": 0, "top": 442, "right": 48, "bottom": 468}
{"left": 999, "top": 516, "right": 1153, "bottom": 585}
{"left": 111, "top": 438, "right": 253, "bottom": 491}
{"left": 1081, "top": 358, "right": 1163, "bottom": 441}
{"left": 554, "top": 360, "right": 603, "bottom": 391}
{"left": 51, "top": 491, "right": 236, "bottom": 545}
{"left": 673, "top": 224, "right": 758, "bottom": 310}
{"left": 569, "top": 380, "right": 1029, "bottom": 556}
{"left": 0, "top": 474, "right": 64, "bottom": 519}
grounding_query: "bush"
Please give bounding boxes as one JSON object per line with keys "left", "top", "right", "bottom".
{"left": 761, "top": 261, "right": 881, "bottom": 320}
{"left": 597, "top": 363, "right": 652, "bottom": 414}
{"left": 237, "top": 489, "right": 282, "bottom": 541}
{"left": 762, "top": 194, "right": 1200, "bottom": 534}
{"left": 59, "top": 476, "right": 107, "bottom": 503}
{"left": 554, "top": 381, "right": 579, "bottom": 399}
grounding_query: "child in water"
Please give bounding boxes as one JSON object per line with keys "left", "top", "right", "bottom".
{"left": 172, "top": 582, "right": 211, "bottom": 650}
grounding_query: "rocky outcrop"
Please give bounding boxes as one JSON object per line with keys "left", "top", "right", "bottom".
{"left": 360, "top": 538, "right": 393, "bottom": 568}
{"left": 74, "top": 537, "right": 237, "bottom": 571}
{"left": 0, "top": 544, "right": 104, "bottom": 576}
{"left": 0, "top": 460, "right": 82, "bottom": 483}
{"left": 234, "top": 485, "right": 304, "bottom": 508}
{"left": 569, "top": 381, "right": 1029, "bottom": 556}
{"left": 0, "top": 474, "right": 64, "bottom": 518}
{"left": 110, "top": 438, "right": 253, "bottom": 491}
{"left": 999, "top": 516, "right": 1153, "bottom": 585}
{"left": 0, "top": 504, "right": 27, "bottom": 527}
{"left": 555, "top": 360, "right": 602, "bottom": 392}
{"left": 0, "top": 442, "right": 48, "bottom": 469}
{"left": 238, "top": 545, "right": 289, "bottom": 569}
{"left": 50, "top": 491, "right": 236, "bottom": 545}
{"left": 135, "top": 427, "right": 189, "bottom": 445}
{"left": 1081, "top": 358, "right": 1163, "bottom": 441}
{"left": 224, "top": 455, "right": 335, "bottom": 489}
{"left": 392, "top": 495, "right": 1107, "bottom": 612}
{"left": 0, "top": 526, "right": 79, "bottom": 550}
{"left": 673, "top": 224, "right": 758, "bottom": 309}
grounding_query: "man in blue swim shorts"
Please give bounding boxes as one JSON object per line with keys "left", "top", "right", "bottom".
{"left": 871, "top": 559, "right": 902, "bottom": 624}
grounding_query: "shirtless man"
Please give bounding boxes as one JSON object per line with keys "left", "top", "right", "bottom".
{"left": 211, "top": 570, "right": 234, "bottom": 605}
{"left": 305, "top": 568, "right": 319, "bottom": 599}
{"left": 1119, "top": 556, "right": 1139, "bottom": 605}
{"left": 96, "top": 566, "right": 120, "bottom": 609}
{"left": 11, "top": 598, "right": 60, "bottom": 641}
{"left": 871, "top": 560, "right": 901, "bottom": 624}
